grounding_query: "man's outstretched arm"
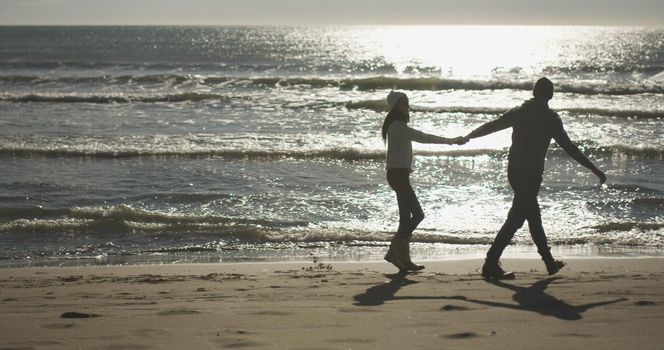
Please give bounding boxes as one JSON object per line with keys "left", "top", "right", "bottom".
{"left": 553, "top": 123, "right": 606, "bottom": 184}
{"left": 464, "top": 108, "right": 517, "bottom": 141}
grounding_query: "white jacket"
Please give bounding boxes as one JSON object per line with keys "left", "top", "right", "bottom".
{"left": 386, "top": 120, "right": 450, "bottom": 170}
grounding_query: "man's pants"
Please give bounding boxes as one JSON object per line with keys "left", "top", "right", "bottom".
{"left": 486, "top": 166, "right": 554, "bottom": 263}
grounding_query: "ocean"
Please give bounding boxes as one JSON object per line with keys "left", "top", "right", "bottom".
{"left": 0, "top": 26, "right": 662, "bottom": 267}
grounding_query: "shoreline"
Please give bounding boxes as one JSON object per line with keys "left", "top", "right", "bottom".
{"left": 2, "top": 243, "right": 663, "bottom": 269}
{"left": 1, "top": 258, "right": 663, "bottom": 349}
{"left": 2, "top": 256, "right": 663, "bottom": 274}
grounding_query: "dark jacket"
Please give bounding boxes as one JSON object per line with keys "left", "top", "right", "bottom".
{"left": 468, "top": 98, "right": 595, "bottom": 175}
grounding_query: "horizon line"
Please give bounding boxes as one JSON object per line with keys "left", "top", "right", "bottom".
{"left": 1, "top": 23, "right": 663, "bottom": 27}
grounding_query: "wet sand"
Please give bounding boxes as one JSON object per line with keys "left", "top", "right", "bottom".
{"left": 1, "top": 258, "right": 663, "bottom": 349}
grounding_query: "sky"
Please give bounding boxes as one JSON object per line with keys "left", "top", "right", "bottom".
{"left": 0, "top": 0, "right": 663, "bottom": 26}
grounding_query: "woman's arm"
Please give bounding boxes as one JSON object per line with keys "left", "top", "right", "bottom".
{"left": 406, "top": 127, "right": 465, "bottom": 145}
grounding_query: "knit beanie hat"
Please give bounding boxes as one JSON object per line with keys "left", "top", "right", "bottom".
{"left": 387, "top": 91, "right": 407, "bottom": 110}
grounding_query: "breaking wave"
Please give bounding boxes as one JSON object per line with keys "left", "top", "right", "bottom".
{"left": 333, "top": 77, "right": 664, "bottom": 95}
{"left": 3, "top": 74, "right": 664, "bottom": 95}
{"left": 0, "top": 142, "right": 507, "bottom": 160}
{"left": 1, "top": 92, "right": 231, "bottom": 104}
{"left": 0, "top": 139, "right": 661, "bottom": 160}
{"left": 2, "top": 205, "right": 662, "bottom": 248}
{"left": 0, "top": 205, "right": 306, "bottom": 237}
{"left": 591, "top": 222, "right": 664, "bottom": 233}
{"left": 4, "top": 90, "right": 663, "bottom": 121}
{"left": 345, "top": 100, "right": 664, "bottom": 119}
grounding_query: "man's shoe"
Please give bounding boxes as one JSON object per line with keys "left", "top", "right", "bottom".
{"left": 481, "top": 261, "right": 515, "bottom": 280}
{"left": 405, "top": 260, "right": 425, "bottom": 271}
{"left": 545, "top": 259, "right": 566, "bottom": 275}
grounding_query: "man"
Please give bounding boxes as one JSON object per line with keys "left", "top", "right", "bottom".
{"left": 463, "top": 77, "right": 606, "bottom": 280}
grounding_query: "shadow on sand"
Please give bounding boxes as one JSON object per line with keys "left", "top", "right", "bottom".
{"left": 353, "top": 272, "right": 419, "bottom": 306}
{"left": 448, "top": 277, "right": 627, "bottom": 320}
{"left": 353, "top": 275, "right": 627, "bottom": 320}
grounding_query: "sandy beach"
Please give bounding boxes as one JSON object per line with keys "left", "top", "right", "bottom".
{"left": 1, "top": 258, "right": 663, "bottom": 349}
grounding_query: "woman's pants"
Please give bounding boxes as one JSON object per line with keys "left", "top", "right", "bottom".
{"left": 387, "top": 168, "right": 424, "bottom": 240}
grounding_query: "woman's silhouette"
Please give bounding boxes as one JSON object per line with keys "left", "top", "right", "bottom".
{"left": 381, "top": 91, "right": 465, "bottom": 271}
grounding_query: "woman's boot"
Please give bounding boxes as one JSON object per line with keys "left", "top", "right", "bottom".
{"left": 401, "top": 239, "right": 425, "bottom": 271}
{"left": 384, "top": 235, "right": 407, "bottom": 272}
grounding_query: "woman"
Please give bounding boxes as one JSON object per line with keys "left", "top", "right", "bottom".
{"left": 382, "top": 91, "right": 464, "bottom": 271}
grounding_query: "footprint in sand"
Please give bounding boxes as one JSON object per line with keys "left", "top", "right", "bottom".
{"left": 0, "top": 340, "right": 62, "bottom": 348}
{"left": 130, "top": 329, "right": 170, "bottom": 338}
{"left": 337, "top": 307, "right": 379, "bottom": 313}
{"left": 209, "top": 338, "right": 265, "bottom": 348}
{"left": 97, "top": 345, "right": 154, "bottom": 350}
{"left": 208, "top": 330, "right": 264, "bottom": 349}
{"left": 443, "top": 332, "right": 479, "bottom": 339}
{"left": 328, "top": 338, "right": 374, "bottom": 344}
{"left": 42, "top": 323, "right": 76, "bottom": 329}
{"left": 57, "top": 276, "right": 83, "bottom": 282}
{"left": 553, "top": 332, "right": 595, "bottom": 338}
{"left": 249, "top": 310, "right": 291, "bottom": 316}
{"left": 440, "top": 304, "right": 471, "bottom": 311}
{"left": 60, "top": 312, "right": 99, "bottom": 319}
{"left": 156, "top": 309, "right": 200, "bottom": 316}
{"left": 634, "top": 300, "right": 656, "bottom": 306}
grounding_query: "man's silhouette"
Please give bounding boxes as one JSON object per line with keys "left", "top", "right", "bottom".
{"left": 463, "top": 77, "right": 606, "bottom": 279}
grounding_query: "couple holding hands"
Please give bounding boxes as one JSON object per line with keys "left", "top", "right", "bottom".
{"left": 382, "top": 77, "right": 606, "bottom": 279}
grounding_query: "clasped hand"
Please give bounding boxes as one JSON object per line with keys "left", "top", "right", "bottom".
{"left": 449, "top": 136, "right": 470, "bottom": 145}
